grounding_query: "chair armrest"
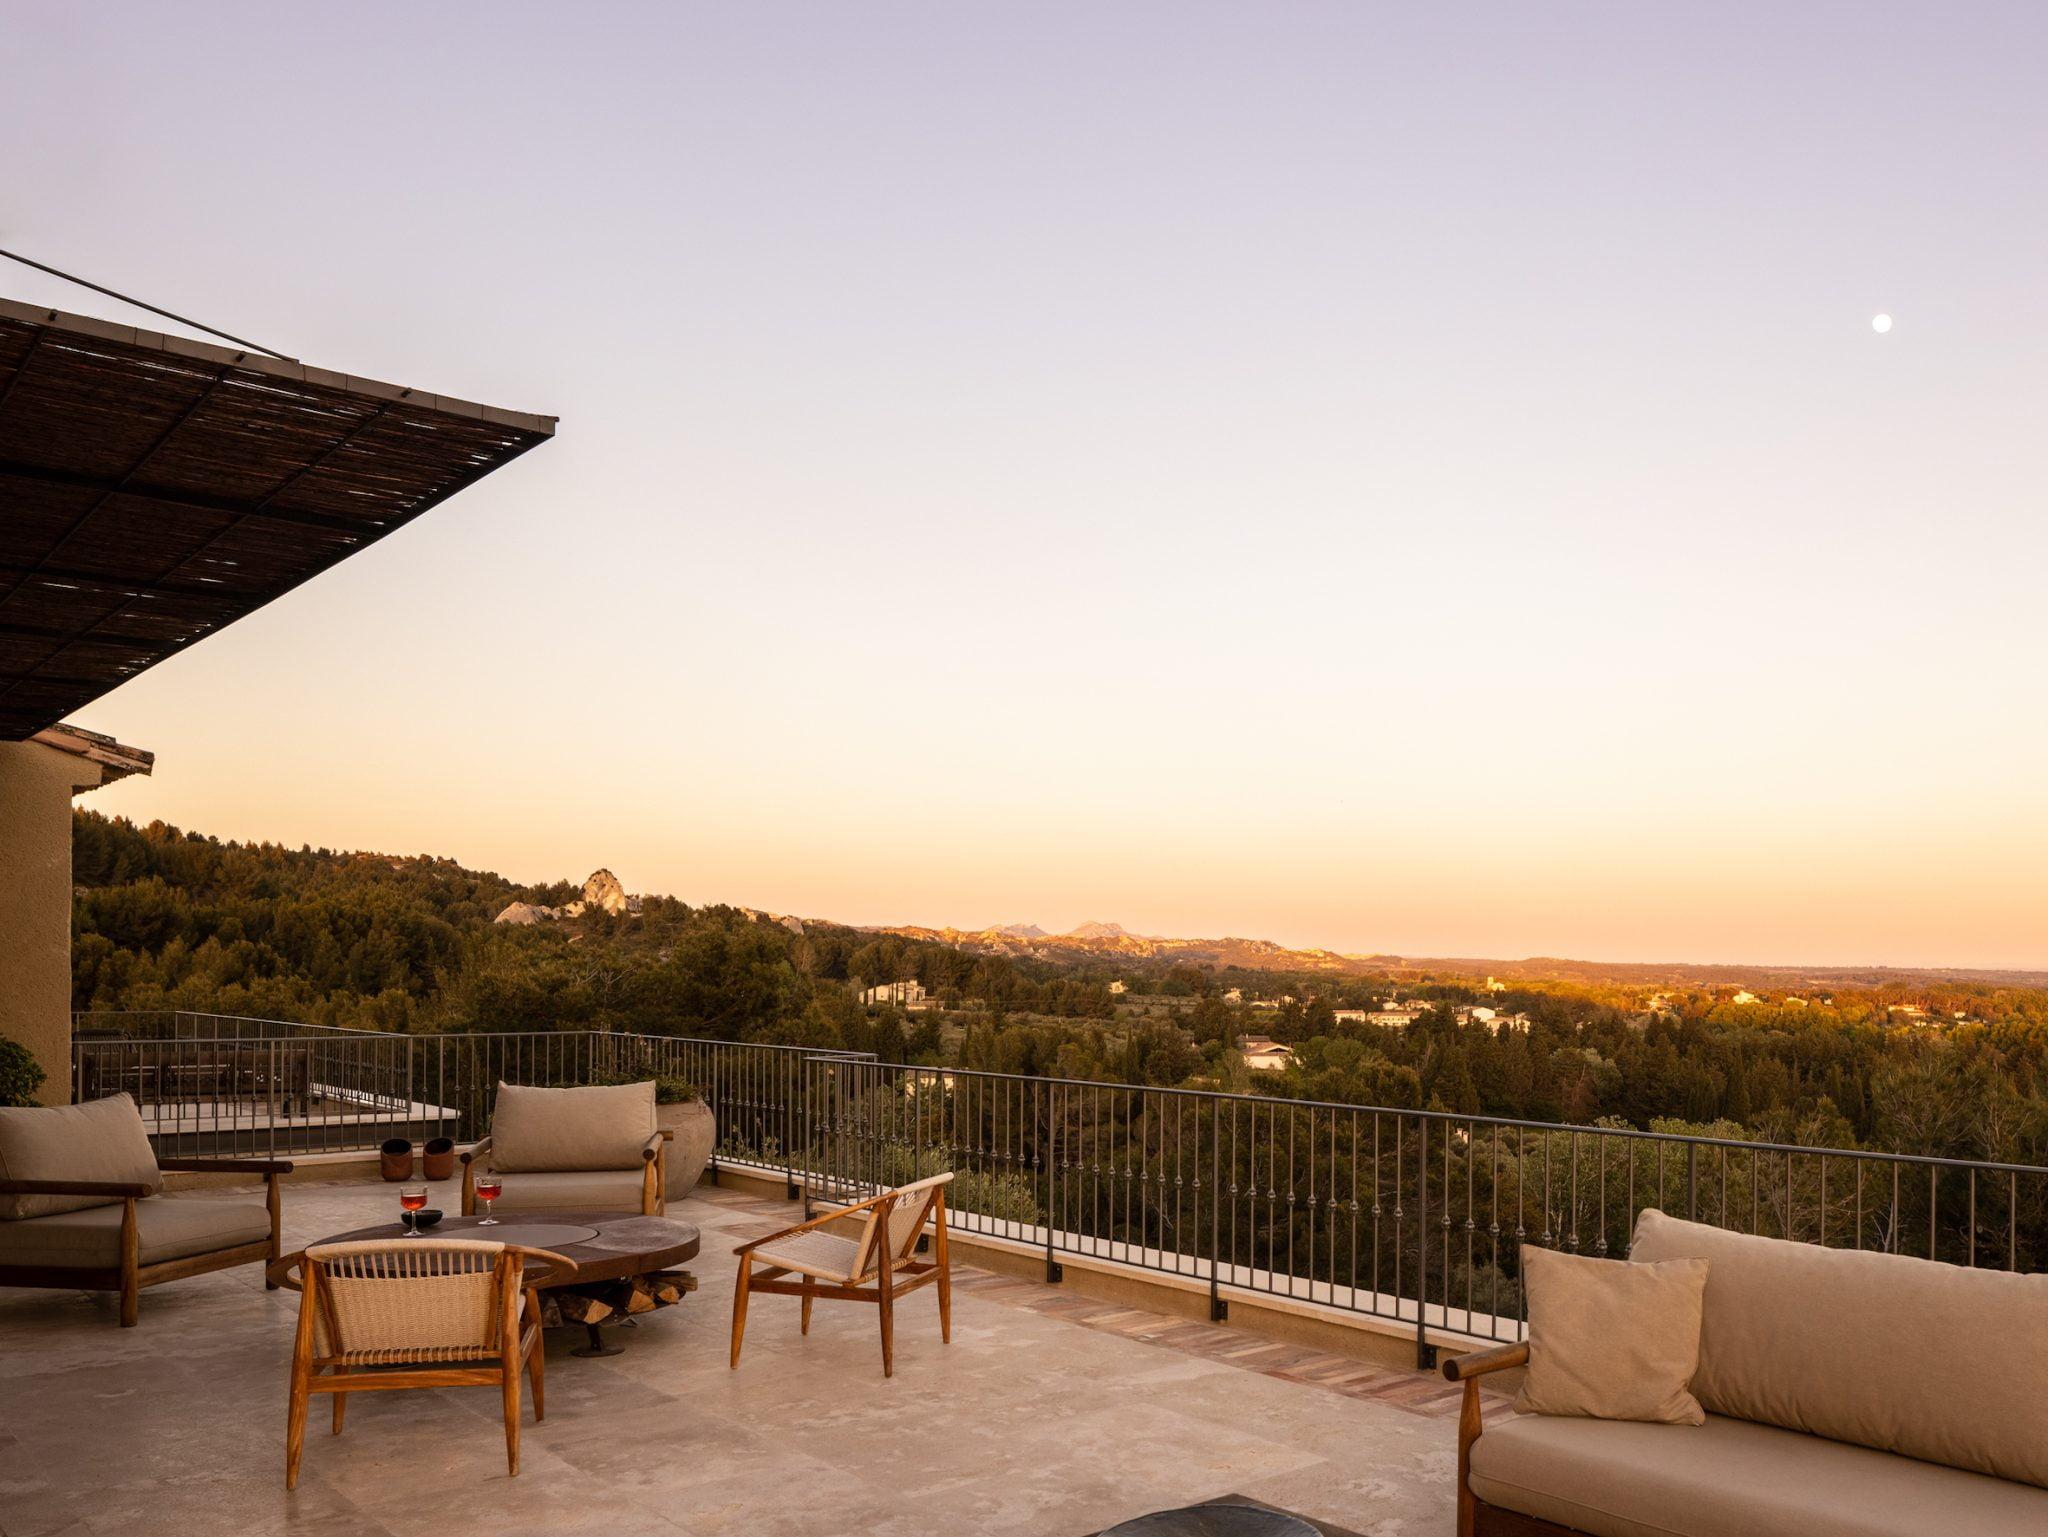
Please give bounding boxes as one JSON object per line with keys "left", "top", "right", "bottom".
{"left": 0, "top": 1178, "right": 153, "bottom": 1198}
{"left": 508, "top": 1246, "right": 581, "bottom": 1287}
{"left": 1442, "top": 1340, "right": 1529, "bottom": 1382}
{"left": 266, "top": 1250, "right": 307, "bottom": 1291}
{"left": 641, "top": 1130, "right": 668, "bottom": 1162}
{"left": 459, "top": 1137, "right": 492, "bottom": 1166}
{"left": 734, "top": 1190, "right": 899, "bottom": 1256}
{"left": 155, "top": 1157, "right": 296, "bottom": 1175}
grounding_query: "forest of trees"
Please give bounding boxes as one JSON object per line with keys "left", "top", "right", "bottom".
{"left": 71, "top": 811, "right": 2048, "bottom": 1174}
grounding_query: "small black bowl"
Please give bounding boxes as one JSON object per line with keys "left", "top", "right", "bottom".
{"left": 413, "top": 1209, "right": 445, "bottom": 1230}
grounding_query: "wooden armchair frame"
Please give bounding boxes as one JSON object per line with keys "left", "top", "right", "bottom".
{"left": 269, "top": 1241, "right": 577, "bottom": 1486}
{"left": 730, "top": 1175, "right": 953, "bottom": 1378}
{"left": 459, "top": 1128, "right": 672, "bottom": 1217}
{"left": 0, "top": 1157, "right": 291, "bottom": 1327}
{"left": 1442, "top": 1341, "right": 1584, "bottom": 1537}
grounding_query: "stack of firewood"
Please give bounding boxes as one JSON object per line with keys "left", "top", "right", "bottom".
{"left": 541, "top": 1269, "right": 696, "bottom": 1329}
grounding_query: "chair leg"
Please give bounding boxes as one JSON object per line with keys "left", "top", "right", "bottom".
{"left": 729, "top": 1258, "right": 752, "bottom": 1369}
{"left": 285, "top": 1373, "right": 310, "bottom": 1490}
{"left": 801, "top": 1278, "right": 814, "bottom": 1335}
{"left": 118, "top": 1199, "right": 139, "bottom": 1327}
{"left": 266, "top": 1174, "right": 283, "bottom": 1289}
{"left": 935, "top": 1222, "right": 952, "bottom": 1345}
{"left": 502, "top": 1365, "right": 522, "bottom": 1477}
{"left": 528, "top": 1331, "right": 546, "bottom": 1422}
{"left": 331, "top": 1367, "right": 349, "bottom": 1433}
{"left": 878, "top": 1282, "right": 895, "bottom": 1379}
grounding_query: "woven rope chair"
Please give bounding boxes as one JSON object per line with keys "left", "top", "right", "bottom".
{"left": 730, "top": 1172, "right": 953, "bottom": 1378}
{"left": 274, "top": 1238, "right": 574, "bottom": 1487}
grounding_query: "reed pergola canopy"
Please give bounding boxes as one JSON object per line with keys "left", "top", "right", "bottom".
{"left": 0, "top": 296, "right": 555, "bottom": 739}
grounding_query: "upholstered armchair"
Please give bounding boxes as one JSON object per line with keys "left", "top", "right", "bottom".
{"left": 0, "top": 1093, "right": 290, "bottom": 1326}
{"left": 460, "top": 1081, "right": 672, "bottom": 1217}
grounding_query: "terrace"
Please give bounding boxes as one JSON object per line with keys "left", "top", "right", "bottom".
{"left": 11, "top": 1016, "right": 2047, "bottom": 1536}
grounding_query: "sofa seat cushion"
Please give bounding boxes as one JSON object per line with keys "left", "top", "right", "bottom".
{"left": 485, "top": 1168, "right": 647, "bottom": 1213}
{"left": 489, "top": 1081, "right": 655, "bottom": 1172}
{"left": 0, "top": 1094, "right": 162, "bottom": 1220}
{"left": 0, "top": 1196, "right": 271, "bottom": 1271}
{"left": 1470, "top": 1412, "right": 2048, "bottom": 1537}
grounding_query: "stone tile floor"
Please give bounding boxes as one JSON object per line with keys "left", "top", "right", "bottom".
{"left": 0, "top": 1178, "right": 1473, "bottom": 1537}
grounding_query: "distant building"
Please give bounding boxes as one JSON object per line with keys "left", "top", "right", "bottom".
{"left": 1239, "top": 1036, "right": 1296, "bottom": 1072}
{"left": 1369, "top": 1006, "right": 1423, "bottom": 1027}
{"left": 1107, "top": 980, "right": 1127, "bottom": 995}
{"left": 1222, "top": 988, "right": 1243, "bottom": 1004}
{"left": 1731, "top": 991, "right": 1761, "bottom": 1006}
{"left": 1484, "top": 976, "right": 1507, "bottom": 994}
{"left": 861, "top": 979, "right": 934, "bottom": 1011}
{"left": 1332, "top": 1008, "right": 1371, "bottom": 1024}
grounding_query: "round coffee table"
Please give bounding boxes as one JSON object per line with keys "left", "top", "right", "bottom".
{"left": 314, "top": 1210, "right": 701, "bottom": 1357}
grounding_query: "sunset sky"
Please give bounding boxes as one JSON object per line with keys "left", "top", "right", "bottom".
{"left": 8, "top": 4, "right": 2047, "bottom": 968}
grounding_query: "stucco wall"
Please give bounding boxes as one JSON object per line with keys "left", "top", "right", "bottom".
{"left": 0, "top": 741, "right": 102, "bottom": 1104}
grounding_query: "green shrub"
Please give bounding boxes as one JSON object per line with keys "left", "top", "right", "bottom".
{"left": 588, "top": 1069, "right": 702, "bottom": 1104}
{"left": 0, "top": 1038, "right": 46, "bottom": 1107}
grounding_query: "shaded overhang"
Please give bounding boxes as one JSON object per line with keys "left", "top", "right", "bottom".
{"left": 0, "top": 297, "right": 556, "bottom": 739}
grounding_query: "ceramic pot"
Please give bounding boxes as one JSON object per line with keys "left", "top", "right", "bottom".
{"left": 421, "top": 1136, "right": 456, "bottom": 1182}
{"left": 657, "top": 1099, "right": 716, "bottom": 1200}
{"left": 379, "top": 1138, "right": 415, "bottom": 1182}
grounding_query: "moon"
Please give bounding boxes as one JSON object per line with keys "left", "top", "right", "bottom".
{"left": 1872, "top": 314, "right": 1893, "bottom": 334}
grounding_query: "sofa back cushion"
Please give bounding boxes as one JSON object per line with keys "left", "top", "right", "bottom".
{"left": 0, "top": 1093, "right": 162, "bottom": 1220}
{"left": 489, "top": 1081, "right": 654, "bottom": 1173}
{"left": 1630, "top": 1208, "right": 2048, "bottom": 1488}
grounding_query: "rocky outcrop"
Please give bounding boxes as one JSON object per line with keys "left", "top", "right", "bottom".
{"left": 581, "top": 868, "right": 634, "bottom": 916}
{"left": 493, "top": 869, "right": 641, "bottom": 925}
{"left": 493, "top": 901, "right": 558, "bottom": 925}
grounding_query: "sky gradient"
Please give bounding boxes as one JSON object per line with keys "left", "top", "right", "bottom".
{"left": 7, "top": 4, "right": 2047, "bottom": 967}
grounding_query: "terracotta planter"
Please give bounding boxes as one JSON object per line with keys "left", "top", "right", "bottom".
{"left": 420, "top": 1136, "right": 456, "bottom": 1182}
{"left": 379, "top": 1139, "right": 415, "bottom": 1182}
{"left": 657, "top": 1099, "right": 716, "bottom": 1200}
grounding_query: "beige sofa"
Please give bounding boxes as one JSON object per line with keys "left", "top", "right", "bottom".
{"left": 0, "top": 1094, "right": 290, "bottom": 1326}
{"left": 1445, "top": 1210, "right": 2048, "bottom": 1537}
{"left": 460, "top": 1081, "right": 671, "bottom": 1217}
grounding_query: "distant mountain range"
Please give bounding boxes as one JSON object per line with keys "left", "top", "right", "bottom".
{"left": 876, "top": 921, "right": 1359, "bottom": 973}
{"left": 870, "top": 920, "right": 2048, "bottom": 991}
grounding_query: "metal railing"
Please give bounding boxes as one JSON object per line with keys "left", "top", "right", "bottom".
{"left": 802, "top": 1057, "right": 2048, "bottom": 1366}
{"left": 69, "top": 1014, "right": 871, "bottom": 1191}
{"left": 70, "top": 1015, "right": 2048, "bottom": 1363}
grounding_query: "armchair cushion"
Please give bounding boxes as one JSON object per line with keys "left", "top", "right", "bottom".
{"left": 484, "top": 1168, "right": 647, "bottom": 1213}
{"left": 1513, "top": 1244, "right": 1708, "bottom": 1425}
{"left": 0, "top": 1094, "right": 162, "bottom": 1221}
{"left": 1631, "top": 1209, "right": 2048, "bottom": 1487}
{"left": 488, "top": 1081, "right": 655, "bottom": 1173}
{"left": 0, "top": 1195, "right": 271, "bottom": 1269}
{"left": 1470, "top": 1410, "right": 2048, "bottom": 1537}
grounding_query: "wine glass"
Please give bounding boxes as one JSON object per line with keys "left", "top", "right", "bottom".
{"left": 399, "top": 1185, "right": 428, "bottom": 1237}
{"left": 475, "top": 1174, "right": 503, "bottom": 1226}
